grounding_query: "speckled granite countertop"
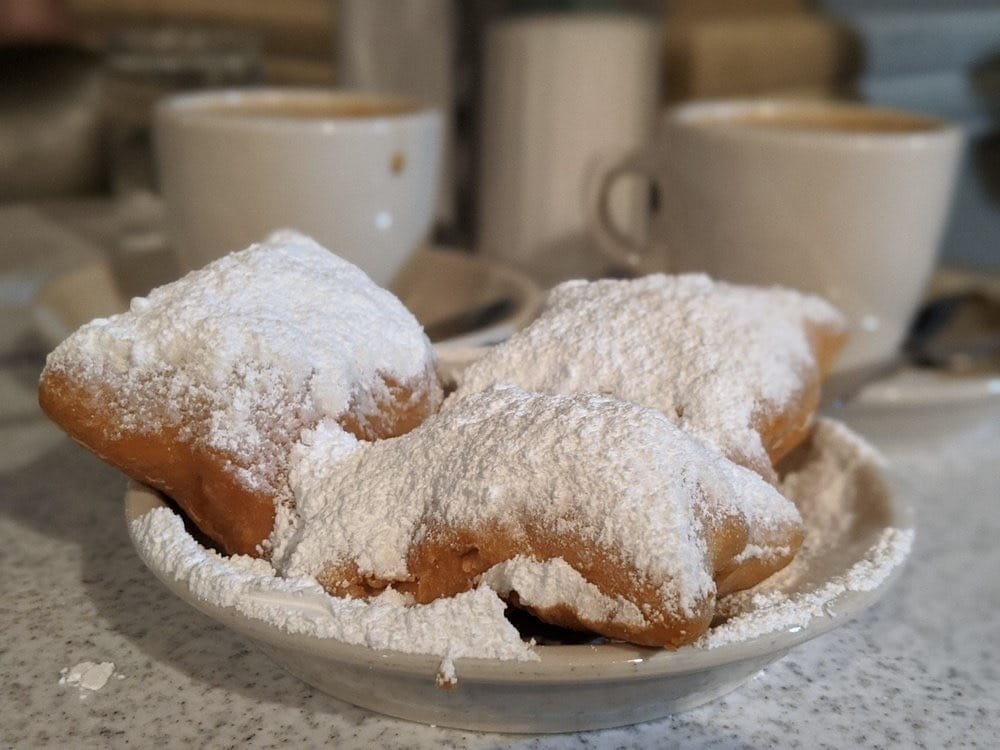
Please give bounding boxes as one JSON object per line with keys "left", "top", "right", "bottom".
{"left": 2, "top": 205, "right": 999, "bottom": 749}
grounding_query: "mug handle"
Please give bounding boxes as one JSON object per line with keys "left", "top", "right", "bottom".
{"left": 586, "top": 149, "right": 663, "bottom": 270}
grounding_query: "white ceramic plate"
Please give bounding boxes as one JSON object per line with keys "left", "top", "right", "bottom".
{"left": 832, "top": 368, "right": 1000, "bottom": 448}
{"left": 32, "top": 245, "right": 544, "bottom": 351}
{"left": 125, "top": 421, "right": 913, "bottom": 734}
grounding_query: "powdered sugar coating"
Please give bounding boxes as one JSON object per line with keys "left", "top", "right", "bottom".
{"left": 130, "top": 506, "right": 535, "bottom": 661}
{"left": 278, "top": 385, "right": 801, "bottom": 622}
{"left": 456, "top": 274, "right": 844, "bottom": 475}
{"left": 127, "top": 417, "right": 910, "bottom": 662}
{"left": 698, "top": 419, "right": 913, "bottom": 648}
{"left": 43, "top": 230, "right": 437, "bottom": 495}
{"left": 480, "top": 556, "right": 647, "bottom": 629}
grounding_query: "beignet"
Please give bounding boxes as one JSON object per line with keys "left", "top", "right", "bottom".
{"left": 39, "top": 231, "right": 442, "bottom": 556}
{"left": 278, "top": 385, "right": 804, "bottom": 648}
{"left": 455, "top": 274, "right": 846, "bottom": 481}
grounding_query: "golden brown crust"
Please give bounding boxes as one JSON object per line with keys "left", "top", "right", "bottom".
{"left": 318, "top": 524, "right": 718, "bottom": 648}
{"left": 713, "top": 524, "right": 805, "bottom": 597}
{"left": 338, "top": 369, "right": 441, "bottom": 442}
{"left": 39, "top": 365, "right": 441, "bottom": 557}
{"left": 752, "top": 318, "right": 848, "bottom": 473}
{"left": 313, "top": 498, "right": 797, "bottom": 649}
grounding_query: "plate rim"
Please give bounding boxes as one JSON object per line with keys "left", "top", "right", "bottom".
{"left": 124, "top": 429, "right": 914, "bottom": 685}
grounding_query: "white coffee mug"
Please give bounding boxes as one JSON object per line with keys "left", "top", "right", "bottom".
{"left": 155, "top": 88, "right": 442, "bottom": 285}
{"left": 590, "top": 99, "right": 964, "bottom": 371}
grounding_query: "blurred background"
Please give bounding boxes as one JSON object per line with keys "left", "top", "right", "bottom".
{"left": 1, "top": 0, "right": 999, "bottom": 271}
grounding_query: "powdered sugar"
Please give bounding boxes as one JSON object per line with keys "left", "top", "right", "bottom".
{"left": 436, "top": 651, "right": 459, "bottom": 689}
{"left": 456, "top": 274, "right": 844, "bottom": 476}
{"left": 278, "top": 385, "right": 800, "bottom": 623}
{"left": 696, "top": 419, "right": 913, "bottom": 648}
{"left": 480, "top": 556, "right": 647, "bottom": 629}
{"left": 128, "top": 415, "right": 910, "bottom": 663}
{"left": 699, "top": 527, "right": 913, "bottom": 649}
{"left": 44, "top": 230, "right": 437, "bottom": 497}
{"left": 59, "top": 661, "right": 116, "bottom": 693}
{"left": 130, "top": 504, "right": 535, "bottom": 662}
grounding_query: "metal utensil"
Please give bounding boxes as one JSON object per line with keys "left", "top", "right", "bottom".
{"left": 906, "top": 290, "right": 1000, "bottom": 373}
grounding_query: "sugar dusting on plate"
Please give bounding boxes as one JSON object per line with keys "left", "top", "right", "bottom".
{"left": 129, "top": 417, "right": 912, "bottom": 668}
{"left": 59, "top": 661, "right": 117, "bottom": 696}
{"left": 131, "top": 505, "right": 536, "bottom": 663}
{"left": 697, "top": 419, "right": 914, "bottom": 648}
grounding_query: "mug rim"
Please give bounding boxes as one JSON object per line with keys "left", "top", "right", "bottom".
{"left": 665, "top": 98, "right": 964, "bottom": 146}
{"left": 155, "top": 87, "right": 441, "bottom": 131}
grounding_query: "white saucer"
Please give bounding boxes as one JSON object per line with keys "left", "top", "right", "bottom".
{"left": 31, "top": 246, "right": 544, "bottom": 351}
{"left": 392, "top": 246, "right": 544, "bottom": 349}
{"left": 832, "top": 367, "right": 1000, "bottom": 447}
{"left": 125, "top": 420, "right": 912, "bottom": 733}
{"left": 830, "top": 268, "right": 1000, "bottom": 443}
{"left": 852, "top": 367, "right": 1000, "bottom": 409}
